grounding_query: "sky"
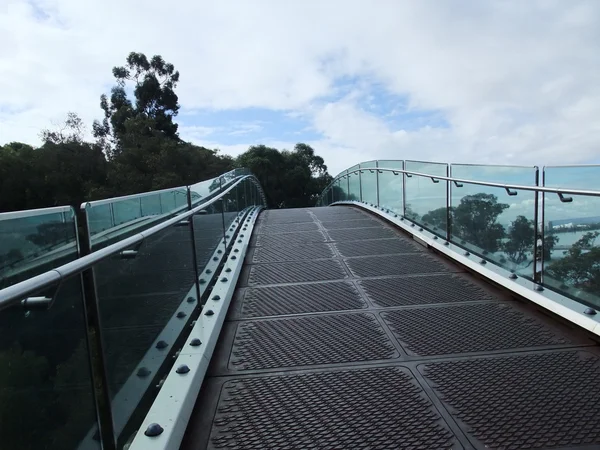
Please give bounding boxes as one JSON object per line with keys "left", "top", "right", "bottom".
{"left": 1, "top": 0, "right": 600, "bottom": 176}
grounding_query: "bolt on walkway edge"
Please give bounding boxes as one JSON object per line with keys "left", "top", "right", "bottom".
{"left": 182, "top": 206, "right": 600, "bottom": 450}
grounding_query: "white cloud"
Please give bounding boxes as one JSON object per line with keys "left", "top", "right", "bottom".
{"left": 1, "top": 0, "right": 600, "bottom": 177}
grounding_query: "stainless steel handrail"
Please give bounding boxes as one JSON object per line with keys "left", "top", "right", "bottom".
{"left": 0, "top": 174, "right": 265, "bottom": 310}
{"left": 81, "top": 185, "right": 188, "bottom": 208}
{"left": 321, "top": 166, "right": 600, "bottom": 200}
{"left": 0, "top": 205, "right": 73, "bottom": 220}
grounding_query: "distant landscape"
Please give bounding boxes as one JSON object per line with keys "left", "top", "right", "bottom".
{"left": 0, "top": 52, "right": 333, "bottom": 216}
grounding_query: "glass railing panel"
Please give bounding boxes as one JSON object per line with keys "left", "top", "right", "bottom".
{"left": 193, "top": 199, "right": 227, "bottom": 297}
{"left": 84, "top": 187, "right": 189, "bottom": 251}
{"left": 112, "top": 198, "right": 142, "bottom": 227}
{"left": 405, "top": 161, "right": 448, "bottom": 236}
{"left": 86, "top": 203, "right": 114, "bottom": 235}
{"left": 331, "top": 179, "right": 341, "bottom": 202}
{"left": 450, "top": 164, "right": 537, "bottom": 278}
{"left": 377, "top": 160, "right": 404, "bottom": 213}
{"left": 0, "top": 207, "right": 78, "bottom": 290}
{"left": 140, "top": 194, "right": 162, "bottom": 217}
{"left": 359, "top": 161, "right": 378, "bottom": 205}
{"left": 223, "top": 184, "right": 241, "bottom": 246}
{"left": 92, "top": 219, "right": 199, "bottom": 447}
{"left": 543, "top": 166, "right": 600, "bottom": 308}
{"left": 0, "top": 276, "right": 100, "bottom": 450}
{"left": 189, "top": 176, "right": 223, "bottom": 207}
{"left": 332, "top": 172, "right": 348, "bottom": 202}
{"left": 347, "top": 164, "right": 361, "bottom": 201}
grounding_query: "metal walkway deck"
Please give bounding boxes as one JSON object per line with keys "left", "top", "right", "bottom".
{"left": 182, "top": 206, "right": 600, "bottom": 450}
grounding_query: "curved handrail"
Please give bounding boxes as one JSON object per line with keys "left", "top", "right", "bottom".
{"left": 318, "top": 165, "right": 600, "bottom": 204}
{"left": 0, "top": 174, "right": 266, "bottom": 310}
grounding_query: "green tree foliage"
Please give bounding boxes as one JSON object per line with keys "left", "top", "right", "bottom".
{"left": 547, "top": 231, "right": 600, "bottom": 293}
{"left": 422, "top": 193, "right": 508, "bottom": 252}
{"left": 236, "top": 143, "right": 332, "bottom": 208}
{"left": 93, "top": 52, "right": 180, "bottom": 157}
{"left": 503, "top": 215, "right": 536, "bottom": 266}
{"left": 542, "top": 234, "right": 559, "bottom": 262}
{"left": 453, "top": 193, "right": 509, "bottom": 252}
{"left": 422, "top": 206, "right": 448, "bottom": 230}
{"left": 1, "top": 52, "right": 332, "bottom": 214}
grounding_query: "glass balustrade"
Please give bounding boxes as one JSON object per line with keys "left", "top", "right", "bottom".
{"left": 318, "top": 159, "right": 600, "bottom": 311}
{"left": 0, "top": 207, "right": 78, "bottom": 290}
{"left": 543, "top": 165, "right": 600, "bottom": 308}
{"left": 449, "top": 164, "right": 538, "bottom": 278}
{"left": 0, "top": 276, "right": 100, "bottom": 450}
{"left": 0, "top": 169, "right": 264, "bottom": 450}
{"left": 84, "top": 186, "right": 189, "bottom": 251}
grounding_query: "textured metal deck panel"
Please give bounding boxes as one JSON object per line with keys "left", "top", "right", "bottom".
{"left": 345, "top": 253, "right": 461, "bottom": 277}
{"left": 245, "top": 259, "right": 348, "bottom": 286}
{"left": 250, "top": 242, "right": 334, "bottom": 263}
{"left": 382, "top": 303, "right": 576, "bottom": 356}
{"left": 256, "top": 221, "right": 319, "bottom": 233}
{"left": 359, "top": 274, "right": 494, "bottom": 307}
{"left": 335, "top": 237, "right": 419, "bottom": 257}
{"left": 183, "top": 206, "right": 600, "bottom": 450}
{"left": 233, "top": 281, "right": 366, "bottom": 318}
{"left": 208, "top": 367, "right": 458, "bottom": 449}
{"left": 253, "top": 230, "right": 326, "bottom": 246}
{"left": 327, "top": 226, "right": 397, "bottom": 241}
{"left": 229, "top": 313, "right": 397, "bottom": 370}
{"left": 421, "top": 351, "right": 600, "bottom": 449}
{"left": 320, "top": 218, "right": 381, "bottom": 229}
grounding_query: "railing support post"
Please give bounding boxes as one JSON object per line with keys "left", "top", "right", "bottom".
{"left": 358, "top": 168, "right": 363, "bottom": 202}
{"left": 402, "top": 162, "right": 407, "bottom": 217}
{"left": 446, "top": 165, "right": 452, "bottom": 242}
{"left": 534, "top": 168, "right": 542, "bottom": 284}
{"left": 77, "top": 209, "right": 117, "bottom": 450}
{"left": 187, "top": 187, "right": 202, "bottom": 303}
{"left": 376, "top": 161, "right": 380, "bottom": 207}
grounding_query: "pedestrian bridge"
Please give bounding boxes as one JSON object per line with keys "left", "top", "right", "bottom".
{"left": 1, "top": 162, "right": 600, "bottom": 450}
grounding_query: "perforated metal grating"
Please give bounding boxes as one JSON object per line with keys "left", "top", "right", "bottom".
{"left": 360, "top": 274, "right": 494, "bottom": 307}
{"left": 335, "top": 238, "right": 419, "bottom": 257}
{"left": 328, "top": 226, "right": 397, "bottom": 241}
{"left": 256, "top": 221, "right": 319, "bottom": 234}
{"left": 182, "top": 206, "right": 600, "bottom": 450}
{"left": 229, "top": 313, "right": 397, "bottom": 370}
{"left": 209, "top": 367, "right": 458, "bottom": 449}
{"left": 320, "top": 218, "right": 381, "bottom": 229}
{"left": 235, "top": 282, "right": 366, "bottom": 318}
{"left": 383, "top": 303, "right": 572, "bottom": 356}
{"left": 345, "top": 253, "right": 459, "bottom": 277}
{"left": 251, "top": 243, "right": 334, "bottom": 263}
{"left": 246, "top": 259, "right": 348, "bottom": 286}
{"left": 253, "top": 230, "right": 326, "bottom": 246}
{"left": 422, "top": 351, "right": 600, "bottom": 449}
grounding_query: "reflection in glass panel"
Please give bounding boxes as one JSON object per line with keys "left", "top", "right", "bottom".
{"left": 359, "top": 161, "right": 378, "bottom": 205}
{"left": 190, "top": 176, "right": 222, "bottom": 207}
{"left": 377, "top": 160, "right": 404, "bottom": 214}
{"left": 345, "top": 165, "right": 359, "bottom": 201}
{"left": 193, "top": 200, "right": 226, "bottom": 295}
{"left": 93, "top": 220, "right": 198, "bottom": 446}
{"left": 405, "top": 161, "right": 448, "bottom": 236}
{"left": 450, "top": 165, "right": 537, "bottom": 278}
{"left": 222, "top": 184, "right": 241, "bottom": 245}
{"left": 0, "top": 277, "right": 100, "bottom": 450}
{"left": 0, "top": 207, "right": 78, "bottom": 290}
{"left": 543, "top": 166, "right": 600, "bottom": 308}
{"left": 335, "top": 172, "right": 349, "bottom": 201}
{"left": 85, "top": 187, "right": 189, "bottom": 251}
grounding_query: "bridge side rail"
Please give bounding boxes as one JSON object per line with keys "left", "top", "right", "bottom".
{"left": 0, "top": 172, "right": 266, "bottom": 450}
{"left": 318, "top": 161, "right": 600, "bottom": 332}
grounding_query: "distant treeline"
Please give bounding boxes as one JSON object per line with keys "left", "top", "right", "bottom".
{"left": 0, "top": 52, "right": 332, "bottom": 214}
